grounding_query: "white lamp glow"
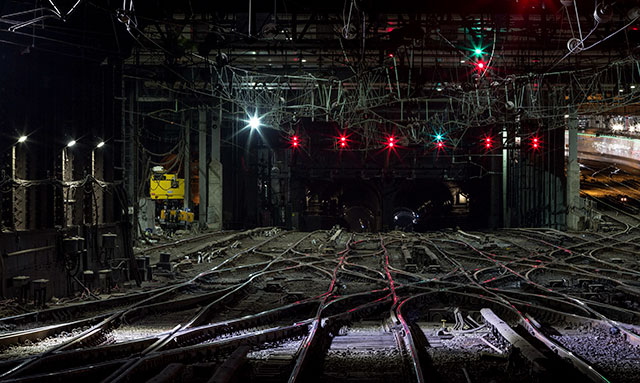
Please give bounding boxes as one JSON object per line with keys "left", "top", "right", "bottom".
{"left": 249, "top": 114, "right": 261, "bottom": 130}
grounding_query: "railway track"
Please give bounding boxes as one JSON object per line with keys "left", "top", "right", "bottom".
{"left": 0, "top": 228, "right": 637, "bottom": 382}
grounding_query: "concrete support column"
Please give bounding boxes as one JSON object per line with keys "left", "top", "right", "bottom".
{"left": 567, "top": 109, "right": 580, "bottom": 230}
{"left": 502, "top": 128, "right": 509, "bottom": 228}
{"left": 11, "top": 146, "right": 26, "bottom": 230}
{"left": 198, "top": 107, "right": 207, "bottom": 227}
{"left": 183, "top": 113, "right": 191, "bottom": 211}
{"left": 92, "top": 149, "right": 104, "bottom": 224}
{"left": 61, "top": 148, "right": 74, "bottom": 227}
{"left": 207, "top": 101, "right": 223, "bottom": 229}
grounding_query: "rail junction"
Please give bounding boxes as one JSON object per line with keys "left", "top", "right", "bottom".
{"left": 0, "top": 217, "right": 639, "bottom": 382}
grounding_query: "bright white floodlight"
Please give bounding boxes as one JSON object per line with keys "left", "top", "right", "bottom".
{"left": 18, "top": 136, "right": 27, "bottom": 143}
{"left": 249, "top": 114, "right": 261, "bottom": 130}
{"left": 67, "top": 139, "right": 77, "bottom": 148}
{"left": 96, "top": 141, "right": 105, "bottom": 148}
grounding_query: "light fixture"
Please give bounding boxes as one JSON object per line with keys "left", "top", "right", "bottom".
{"left": 18, "top": 135, "right": 27, "bottom": 143}
{"left": 631, "top": 85, "right": 637, "bottom": 89}
{"left": 564, "top": 114, "right": 570, "bottom": 118}
{"left": 96, "top": 141, "right": 105, "bottom": 148}
{"left": 474, "top": 48, "right": 482, "bottom": 55}
{"left": 249, "top": 114, "right": 261, "bottom": 130}
{"left": 67, "top": 139, "right": 76, "bottom": 148}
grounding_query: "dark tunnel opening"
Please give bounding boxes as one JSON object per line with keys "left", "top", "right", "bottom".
{"left": 299, "top": 177, "right": 495, "bottom": 232}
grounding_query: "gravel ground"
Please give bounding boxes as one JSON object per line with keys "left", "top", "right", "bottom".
{"left": 321, "top": 324, "right": 406, "bottom": 382}
{"left": 110, "top": 306, "right": 202, "bottom": 342}
{"left": 551, "top": 327, "right": 640, "bottom": 383}
{"left": 426, "top": 329, "right": 537, "bottom": 383}
{"left": 0, "top": 326, "right": 90, "bottom": 360}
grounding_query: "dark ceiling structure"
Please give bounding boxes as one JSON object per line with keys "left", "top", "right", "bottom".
{"left": 2, "top": 0, "right": 640, "bottom": 232}
{"left": 1, "top": 3, "right": 640, "bottom": 383}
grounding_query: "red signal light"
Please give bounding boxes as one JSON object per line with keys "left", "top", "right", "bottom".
{"left": 291, "top": 135, "right": 299, "bottom": 147}
{"left": 475, "top": 60, "right": 487, "bottom": 71}
{"left": 531, "top": 136, "right": 541, "bottom": 150}
{"left": 483, "top": 136, "right": 493, "bottom": 149}
{"left": 387, "top": 136, "right": 396, "bottom": 148}
{"left": 337, "top": 135, "right": 349, "bottom": 149}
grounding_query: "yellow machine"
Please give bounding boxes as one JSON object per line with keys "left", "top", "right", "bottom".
{"left": 150, "top": 169, "right": 194, "bottom": 230}
{"left": 149, "top": 173, "right": 185, "bottom": 200}
{"left": 160, "top": 209, "right": 194, "bottom": 224}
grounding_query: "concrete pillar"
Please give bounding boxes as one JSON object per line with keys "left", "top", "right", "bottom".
{"left": 61, "top": 148, "right": 74, "bottom": 227}
{"left": 207, "top": 102, "right": 223, "bottom": 229}
{"left": 11, "top": 146, "right": 26, "bottom": 230}
{"left": 567, "top": 109, "right": 580, "bottom": 230}
{"left": 198, "top": 107, "right": 207, "bottom": 227}
{"left": 502, "top": 128, "right": 509, "bottom": 228}
{"left": 92, "top": 149, "right": 104, "bottom": 224}
{"left": 183, "top": 113, "right": 190, "bottom": 211}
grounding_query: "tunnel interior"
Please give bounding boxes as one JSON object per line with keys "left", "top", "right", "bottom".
{"left": 299, "top": 177, "right": 491, "bottom": 232}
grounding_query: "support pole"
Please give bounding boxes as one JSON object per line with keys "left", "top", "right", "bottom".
{"left": 567, "top": 108, "right": 580, "bottom": 230}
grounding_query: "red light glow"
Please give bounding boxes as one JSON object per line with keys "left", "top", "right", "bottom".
{"left": 338, "top": 135, "right": 349, "bottom": 149}
{"left": 531, "top": 136, "right": 541, "bottom": 150}
{"left": 484, "top": 136, "right": 493, "bottom": 149}
{"left": 387, "top": 136, "right": 397, "bottom": 149}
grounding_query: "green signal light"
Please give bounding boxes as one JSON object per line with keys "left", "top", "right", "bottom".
{"left": 474, "top": 48, "right": 482, "bottom": 55}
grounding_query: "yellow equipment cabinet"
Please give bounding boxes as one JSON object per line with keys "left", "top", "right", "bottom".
{"left": 150, "top": 174, "right": 185, "bottom": 200}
